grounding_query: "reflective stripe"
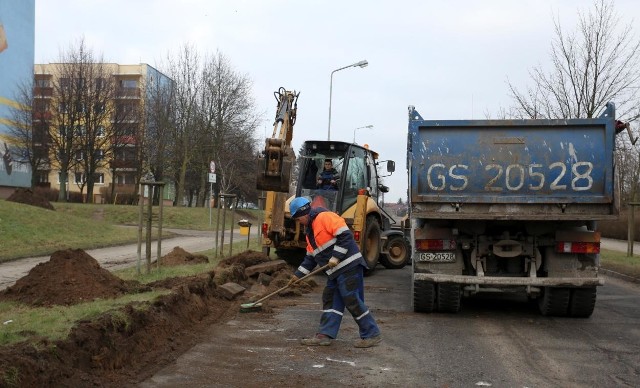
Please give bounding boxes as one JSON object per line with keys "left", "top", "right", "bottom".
{"left": 323, "top": 309, "right": 344, "bottom": 316}
{"left": 312, "top": 238, "right": 336, "bottom": 256}
{"left": 334, "top": 246, "right": 347, "bottom": 254}
{"left": 355, "top": 310, "right": 370, "bottom": 321}
{"left": 297, "top": 266, "right": 310, "bottom": 275}
{"left": 335, "top": 225, "right": 350, "bottom": 235}
{"left": 326, "top": 252, "right": 362, "bottom": 276}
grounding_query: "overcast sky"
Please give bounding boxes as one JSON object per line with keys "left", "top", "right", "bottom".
{"left": 34, "top": 0, "right": 639, "bottom": 203}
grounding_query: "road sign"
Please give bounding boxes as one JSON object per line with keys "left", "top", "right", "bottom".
{"left": 208, "top": 173, "right": 216, "bottom": 183}
{"left": 210, "top": 161, "right": 216, "bottom": 173}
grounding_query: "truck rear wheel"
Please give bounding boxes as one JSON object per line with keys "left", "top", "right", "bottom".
{"left": 413, "top": 280, "right": 436, "bottom": 313}
{"left": 362, "top": 216, "right": 381, "bottom": 276}
{"left": 380, "top": 235, "right": 409, "bottom": 269}
{"left": 437, "top": 283, "right": 461, "bottom": 313}
{"left": 568, "top": 287, "right": 597, "bottom": 318}
{"left": 538, "top": 287, "right": 570, "bottom": 316}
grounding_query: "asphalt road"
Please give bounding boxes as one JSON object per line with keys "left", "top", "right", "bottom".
{"left": 141, "top": 265, "right": 640, "bottom": 387}
{"left": 2, "top": 232, "right": 639, "bottom": 386}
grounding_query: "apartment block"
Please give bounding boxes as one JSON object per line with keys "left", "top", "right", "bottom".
{"left": 33, "top": 63, "right": 172, "bottom": 203}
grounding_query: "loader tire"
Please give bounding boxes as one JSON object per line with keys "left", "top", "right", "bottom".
{"left": 362, "top": 216, "right": 381, "bottom": 276}
{"left": 568, "top": 287, "right": 597, "bottom": 318}
{"left": 380, "top": 235, "right": 410, "bottom": 269}
{"left": 413, "top": 279, "right": 436, "bottom": 313}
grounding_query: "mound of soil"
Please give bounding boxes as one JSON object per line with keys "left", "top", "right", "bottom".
{"left": 6, "top": 188, "right": 54, "bottom": 210}
{"left": 0, "top": 249, "right": 141, "bottom": 306}
{"left": 157, "top": 246, "right": 209, "bottom": 266}
{"left": 0, "top": 249, "right": 316, "bottom": 387}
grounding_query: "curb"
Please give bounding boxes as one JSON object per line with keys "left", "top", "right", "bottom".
{"left": 600, "top": 268, "right": 640, "bottom": 284}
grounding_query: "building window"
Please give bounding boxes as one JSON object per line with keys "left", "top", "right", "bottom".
{"left": 75, "top": 173, "right": 105, "bottom": 185}
{"left": 120, "top": 79, "right": 137, "bottom": 88}
{"left": 35, "top": 78, "right": 50, "bottom": 87}
{"left": 75, "top": 150, "right": 84, "bottom": 161}
{"left": 117, "top": 173, "right": 135, "bottom": 185}
{"left": 38, "top": 171, "right": 50, "bottom": 183}
{"left": 95, "top": 149, "right": 105, "bottom": 160}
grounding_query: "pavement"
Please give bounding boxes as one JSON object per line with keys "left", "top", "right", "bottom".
{"left": 0, "top": 227, "right": 256, "bottom": 291}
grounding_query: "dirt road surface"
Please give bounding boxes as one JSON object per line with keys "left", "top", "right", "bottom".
{"left": 140, "top": 265, "right": 640, "bottom": 387}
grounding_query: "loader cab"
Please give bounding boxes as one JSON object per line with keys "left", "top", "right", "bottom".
{"left": 297, "top": 141, "right": 389, "bottom": 214}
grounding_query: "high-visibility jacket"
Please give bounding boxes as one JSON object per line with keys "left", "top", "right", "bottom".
{"left": 294, "top": 207, "right": 367, "bottom": 280}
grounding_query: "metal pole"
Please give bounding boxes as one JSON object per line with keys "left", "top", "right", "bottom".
{"left": 209, "top": 182, "right": 213, "bottom": 226}
{"left": 136, "top": 182, "right": 144, "bottom": 275}
{"left": 215, "top": 194, "right": 221, "bottom": 259}
{"left": 145, "top": 185, "right": 153, "bottom": 274}
{"left": 156, "top": 183, "right": 164, "bottom": 270}
{"left": 328, "top": 71, "right": 334, "bottom": 141}
{"left": 220, "top": 195, "right": 227, "bottom": 258}
{"left": 229, "top": 195, "right": 236, "bottom": 257}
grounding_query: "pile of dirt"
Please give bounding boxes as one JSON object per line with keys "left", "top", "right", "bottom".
{"left": 6, "top": 188, "right": 55, "bottom": 210}
{"left": 0, "top": 249, "right": 142, "bottom": 306}
{"left": 0, "top": 249, "right": 316, "bottom": 387}
{"left": 156, "top": 246, "right": 209, "bottom": 266}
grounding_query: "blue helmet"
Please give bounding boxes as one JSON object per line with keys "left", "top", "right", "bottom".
{"left": 290, "top": 197, "right": 311, "bottom": 218}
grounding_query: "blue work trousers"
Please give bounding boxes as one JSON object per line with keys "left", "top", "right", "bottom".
{"left": 318, "top": 266, "right": 380, "bottom": 339}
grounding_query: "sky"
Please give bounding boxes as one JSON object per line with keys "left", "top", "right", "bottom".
{"left": 33, "top": 0, "right": 640, "bottom": 203}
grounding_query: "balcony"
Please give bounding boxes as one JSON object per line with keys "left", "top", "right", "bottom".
{"left": 33, "top": 87, "right": 53, "bottom": 98}
{"left": 116, "top": 87, "right": 141, "bottom": 98}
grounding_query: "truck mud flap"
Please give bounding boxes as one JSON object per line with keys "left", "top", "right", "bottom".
{"left": 413, "top": 273, "right": 604, "bottom": 287}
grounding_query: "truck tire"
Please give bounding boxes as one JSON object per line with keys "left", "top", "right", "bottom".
{"left": 275, "top": 248, "right": 306, "bottom": 268}
{"left": 379, "top": 235, "right": 409, "bottom": 269}
{"left": 538, "top": 287, "right": 570, "bottom": 316}
{"left": 362, "top": 216, "right": 381, "bottom": 276}
{"left": 413, "top": 280, "right": 436, "bottom": 313}
{"left": 437, "top": 283, "right": 461, "bottom": 313}
{"left": 568, "top": 287, "right": 597, "bottom": 318}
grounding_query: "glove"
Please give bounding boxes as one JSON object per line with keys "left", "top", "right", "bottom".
{"left": 328, "top": 257, "right": 340, "bottom": 268}
{"left": 288, "top": 275, "right": 300, "bottom": 286}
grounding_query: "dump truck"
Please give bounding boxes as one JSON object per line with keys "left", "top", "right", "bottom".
{"left": 407, "top": 103, "right": 625, "bottom": 317}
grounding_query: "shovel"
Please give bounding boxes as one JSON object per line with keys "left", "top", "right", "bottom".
{"left": 240, "top": 263, "right": 330, "bottom": 313}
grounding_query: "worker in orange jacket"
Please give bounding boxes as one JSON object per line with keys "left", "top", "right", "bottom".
{"left": 288, "top": 196, "right": 381, "bottom": 348}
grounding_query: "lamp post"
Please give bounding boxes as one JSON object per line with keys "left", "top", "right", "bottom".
{"left": 353, "top": 125, "right": 374, "bottom": 143}
{"left": 327, "top": 59, "right": 368, "bottom": 141}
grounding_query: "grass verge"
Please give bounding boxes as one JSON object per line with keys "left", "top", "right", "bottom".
{"left": 0, "top": 238, "right": 264, "bottom": 347}
{"left": 600, "top": 249, "right": 640, "bottom": 279}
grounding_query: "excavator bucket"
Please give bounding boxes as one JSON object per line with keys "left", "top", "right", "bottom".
{"left": 256, "top": 140, "right": 293, "bottom": 192}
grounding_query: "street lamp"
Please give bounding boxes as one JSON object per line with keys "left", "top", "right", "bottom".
{"left": 353, "top": 125, "right": 374, "bottom": 143}
{"left": 327, "top": 59, "right": 368, "bottom": 141}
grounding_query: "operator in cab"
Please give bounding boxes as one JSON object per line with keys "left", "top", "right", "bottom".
{"left": 317, "top": 159, "right": 339, "bottom": 190}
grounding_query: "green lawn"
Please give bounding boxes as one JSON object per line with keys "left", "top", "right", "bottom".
{"left": 0, "top": 200, "right": 260, "bottom": 262}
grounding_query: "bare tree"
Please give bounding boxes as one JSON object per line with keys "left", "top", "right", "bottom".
{"left": 142, "top": 72, "right": 176, "bottom": 204}
{"left": 507, "top": 0, "right": 640, "bottom": 203}
{"left": 196, "top": 51, "right": 260, "bottom": 207}
{"left": 508, "top": 0, "right": 640, "bottom": 120}
{"left": 6, "top": 80, "right": 50, "bottom": 188}
{"left": 163, "top": 44, "right": 203, "bottom": 206}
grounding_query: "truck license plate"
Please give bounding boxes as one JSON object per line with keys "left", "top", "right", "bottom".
{"left": 417, "top": 252, "right": 456, "bottom": 262}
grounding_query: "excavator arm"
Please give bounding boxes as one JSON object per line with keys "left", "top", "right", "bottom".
{"left": 256, "top": 87, "right": 299, "bottom": 192}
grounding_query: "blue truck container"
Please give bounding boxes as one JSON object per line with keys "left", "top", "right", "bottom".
{"left": 407, "top": 103, "right": 620, "bottom": 317}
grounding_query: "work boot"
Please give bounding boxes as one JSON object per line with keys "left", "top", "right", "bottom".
{"left": 354, "top": 335, "right": 381, "bottom": 348}
{"left": 300, "top": 334, "right": 331, "bottom": 346}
